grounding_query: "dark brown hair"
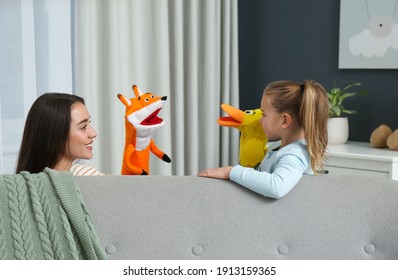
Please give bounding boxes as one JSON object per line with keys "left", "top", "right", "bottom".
{"left": 16, "top": 93, "right": 85, "bottom": 173}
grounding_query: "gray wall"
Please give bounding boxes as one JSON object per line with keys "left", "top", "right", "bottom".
{"left": 238, "top": 0, "right": 398, "bottom": 142}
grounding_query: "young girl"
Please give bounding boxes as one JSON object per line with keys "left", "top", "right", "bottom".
{"left": 16, "top": 93, "right": 104, "bottom": 175}
{"left": 198, "top": 80, "right": 329, "bottom": 199}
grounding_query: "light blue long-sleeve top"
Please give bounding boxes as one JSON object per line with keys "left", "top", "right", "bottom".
{"left": 229, "top": 139, "right": 313, "bottom": 199}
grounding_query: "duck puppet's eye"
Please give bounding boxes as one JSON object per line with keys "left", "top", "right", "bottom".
{"left": 244, "top": 110, "right": 255, "bottom": 115}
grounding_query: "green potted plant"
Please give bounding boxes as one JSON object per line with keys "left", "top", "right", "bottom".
{"left": 327, "top": 82, "right": 367, "bottom": 144}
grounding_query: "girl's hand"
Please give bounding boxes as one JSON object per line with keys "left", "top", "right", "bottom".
{"left": 197, "top": 166, "right": 233, "bottom": 179}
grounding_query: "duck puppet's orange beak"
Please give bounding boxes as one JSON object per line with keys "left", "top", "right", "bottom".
{"left": 217, "top": 104, "right": 244, "bottom": 128}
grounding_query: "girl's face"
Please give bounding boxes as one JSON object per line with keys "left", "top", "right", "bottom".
{"left": 259, "top": 95, "right": 283, "bottom": 141}
{"left": 64, "top": 102, "right": 97, "bottom": 162}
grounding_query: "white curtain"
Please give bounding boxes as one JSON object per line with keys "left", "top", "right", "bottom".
{"left": 74, "top": 0, "right": 239, "bottom": 175}
{"left": 0, "top": 0, "right": 73, "bottom": 174}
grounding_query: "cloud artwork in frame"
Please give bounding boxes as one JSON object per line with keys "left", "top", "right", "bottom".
{"left": 339, "top": 0, "right": 398, "bottom": 69}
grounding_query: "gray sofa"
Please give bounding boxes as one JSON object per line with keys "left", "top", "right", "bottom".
{"left": 76, "top": 175, "right": 398, "bottom": 260}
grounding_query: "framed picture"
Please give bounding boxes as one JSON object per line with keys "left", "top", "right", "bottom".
{"left": 339, "top": 0, "right": 398, "bottom": 69}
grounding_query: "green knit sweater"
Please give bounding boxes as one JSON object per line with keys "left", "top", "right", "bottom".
{"left": 0, "top": 168, "right": 106, "bottom": 260}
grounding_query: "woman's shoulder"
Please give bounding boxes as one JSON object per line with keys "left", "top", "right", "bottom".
{"left": 70, "top": 163, "right": 105, "bottom": 176}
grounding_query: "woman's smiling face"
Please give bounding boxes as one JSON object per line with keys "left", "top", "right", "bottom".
{"left": 64, "top": 102, "right": 97, "bottom": 162}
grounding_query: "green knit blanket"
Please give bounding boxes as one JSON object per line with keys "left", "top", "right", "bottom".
{"left": 0, "top": 168, "right": 106, "bottom": 260}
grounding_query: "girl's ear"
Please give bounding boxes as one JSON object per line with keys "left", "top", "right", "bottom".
{"left": 281, "top": 113, "right": 292, "bottom": 128}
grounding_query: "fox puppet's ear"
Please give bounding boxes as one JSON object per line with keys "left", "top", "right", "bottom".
{"left": 117, "top": 93, "right": 131, "bottom": 107}
{"left": 118, "top": 85, "right": 145, "bottom": 107}
{"left": 132, "top": 84, "right": 144, "bottom": 98}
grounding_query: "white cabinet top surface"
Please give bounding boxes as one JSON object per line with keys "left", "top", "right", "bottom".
{"left": 327, "top": 141, "right": 398, "bottom": 162}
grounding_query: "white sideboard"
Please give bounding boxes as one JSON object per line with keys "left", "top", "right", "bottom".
{"left": 325, "top": 141, "right": 398, "bottom": 180}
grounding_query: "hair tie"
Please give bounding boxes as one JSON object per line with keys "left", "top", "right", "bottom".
{"left": 300, "top": 83, "right": 305, "bottom": 93}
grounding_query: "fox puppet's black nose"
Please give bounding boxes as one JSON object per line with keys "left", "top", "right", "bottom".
{"left": 161, "top": 96, "right": 167, "bottom": 100}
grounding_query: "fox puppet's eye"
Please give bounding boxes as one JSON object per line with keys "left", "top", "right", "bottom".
{"left": 143, "top": 95, "right": 156, "bottom": 102}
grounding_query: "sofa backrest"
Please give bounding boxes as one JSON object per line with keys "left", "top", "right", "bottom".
{"left": 76, "top": 175, "right": 398, "bottom": 260}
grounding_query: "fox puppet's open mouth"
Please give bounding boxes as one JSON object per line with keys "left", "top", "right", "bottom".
{"left": 141, "top": 108, "right": 163, "bottom": 125}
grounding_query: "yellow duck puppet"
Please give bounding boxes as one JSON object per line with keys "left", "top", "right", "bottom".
{"left": 218, "top": 104, "right": 268, "bottom": 168}
{"left": 117, "top": 85, "right": 171, "bottom": 175}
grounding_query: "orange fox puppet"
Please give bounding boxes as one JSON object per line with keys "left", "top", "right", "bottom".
{"left": 118, "top": 85, "right": 171, "bottom": 175}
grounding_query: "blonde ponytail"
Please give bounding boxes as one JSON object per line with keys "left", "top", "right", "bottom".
{"left": 299, "top": 80, "right": 329, "bottom": 173}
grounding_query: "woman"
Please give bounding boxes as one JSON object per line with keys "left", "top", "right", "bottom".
{"left": 16, "top": 93, "right": 103, "bottom": 175}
